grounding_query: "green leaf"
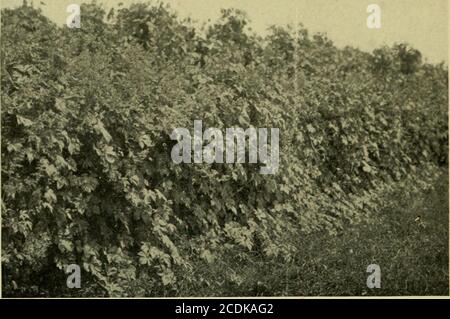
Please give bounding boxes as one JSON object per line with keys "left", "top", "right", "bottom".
{"left": 44, "top": 189, "right": 57, "bottom": 203}
{"left": 16, "top": 115, "right": 33, "bottom": 127}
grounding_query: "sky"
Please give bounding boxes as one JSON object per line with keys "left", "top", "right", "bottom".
{"left": 1, "top": 0, "right": 448, "bottom": 64}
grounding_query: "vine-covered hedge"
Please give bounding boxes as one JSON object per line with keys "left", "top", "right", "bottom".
{"left": 1, "top": 3, "right": 448, "bottom": 296}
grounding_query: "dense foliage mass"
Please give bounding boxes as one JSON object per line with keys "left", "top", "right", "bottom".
{"left": 1, "top": 3, "right": 448, "bottom": 296}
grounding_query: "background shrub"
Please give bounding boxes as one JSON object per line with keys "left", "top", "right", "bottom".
{"left": 1, "top": 2, "right": 447, "bottom": 296}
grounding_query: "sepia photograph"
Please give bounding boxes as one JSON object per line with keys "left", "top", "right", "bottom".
{"left": 0, "top": 0, "right": 448, "bottom": 299}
